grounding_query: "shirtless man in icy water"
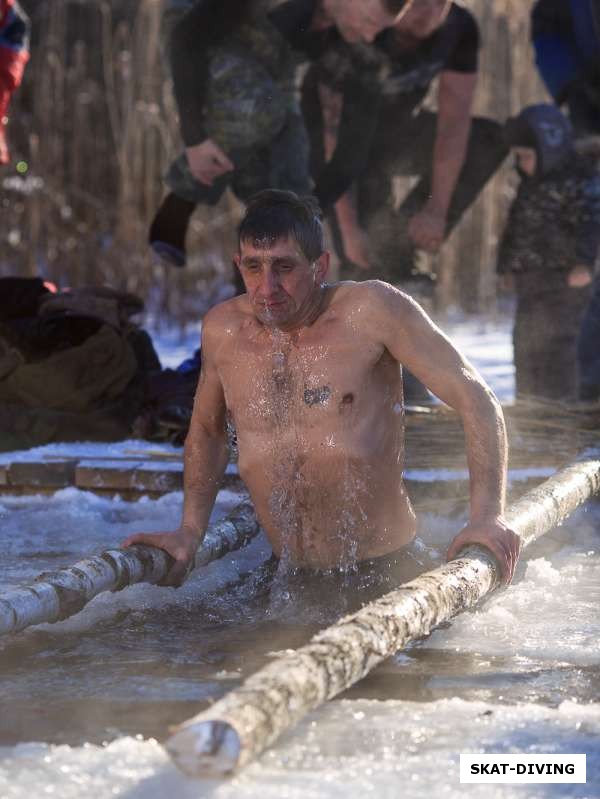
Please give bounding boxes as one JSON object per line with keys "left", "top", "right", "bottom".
{"left": 125, "top": 190, "right": 520, "bottom": 596}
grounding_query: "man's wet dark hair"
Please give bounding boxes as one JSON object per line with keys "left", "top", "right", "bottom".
{"left": 238, "top": 190, "right": 325, "bottom": 263}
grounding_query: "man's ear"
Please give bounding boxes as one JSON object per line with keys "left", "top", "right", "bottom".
{"left": 314, "top": 250, "right": 330, "bottom": 283}
{"left": 233, "top": 253, "right": 241, "bottom": 271}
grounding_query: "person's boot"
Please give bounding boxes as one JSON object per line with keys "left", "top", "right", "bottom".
{"left": 148, "top": 193, "right": 196, "bottom": 267}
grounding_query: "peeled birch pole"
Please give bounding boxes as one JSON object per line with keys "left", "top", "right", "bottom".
{"left": 166, "top": 459, "right": 600, "bottom": 778}
{"left": 0, "top": 502, "right": 258, "bottom": 636}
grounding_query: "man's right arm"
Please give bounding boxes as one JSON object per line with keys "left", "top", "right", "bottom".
{"left": 122, "top": 309, "right": 230, "bottom": 586}
{"left": 178, "top": 314, "right": 230, "bottom": 544}
{"left": 315, "top": 80, "right": 378, "bottom": 269}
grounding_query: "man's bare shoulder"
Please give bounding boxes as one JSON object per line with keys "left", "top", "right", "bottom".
{"left": 331, "top": 279, "right": 422, "bottom": 319}
{"left": 202, "top": 294, "right": 254, "bottom": 331}
{"left": 201, "top": 295, "right": 254, "bottom": 352}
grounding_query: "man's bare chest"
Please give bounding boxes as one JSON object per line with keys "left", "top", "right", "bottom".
{"left": 218, "top": 335, "right": 390, "bottom": 428}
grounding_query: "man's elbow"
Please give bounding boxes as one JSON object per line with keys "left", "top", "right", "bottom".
{"left": 185, "top": 417, "right": 228, "bottom": 448}
{"left": 456, "top": 371, "right": 504, "bottom": 422}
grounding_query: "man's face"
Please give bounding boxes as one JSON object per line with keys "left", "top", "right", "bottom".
{"left": 328, "top": 0, "right": 398, "bottom": 44}
{"left": 394, "top": 0, "right": 451, "bottom": 39}
{"left": 235, "top": 236, "right": 329, "bottom": 329}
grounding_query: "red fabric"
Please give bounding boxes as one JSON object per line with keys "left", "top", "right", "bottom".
{"left": 0, "top": 84, "right": 10, "bottom": 118}
{"left": 0, "top": 46, "right": 28, "bottom": 91}
{"left": 0, "top": 1, "right": 13, "bottom": 31}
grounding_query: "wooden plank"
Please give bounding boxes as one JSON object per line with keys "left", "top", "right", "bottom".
{"left": 7, "top": 460, "right": 78, "bottom": 489}
{"left": 74, "top": 460, "right": 144, "bottom": 491}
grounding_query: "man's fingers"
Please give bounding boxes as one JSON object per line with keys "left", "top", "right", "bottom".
{"left": 194, "top": 161, "right": 232, "bottom": 185}
{"left": 160, "top": 557, "right": 194, "bottom": 588}
{"left": 196, "top": 171, "right": 215, "bottom": 186}
{"left": 213, "top": 150, "right": 234, "bottom": 171}
{"left": 446, "top": 530, "right": 520, "bottom": 585}
{"left": 121, "top": 533, "right": 155, "bottom": 548}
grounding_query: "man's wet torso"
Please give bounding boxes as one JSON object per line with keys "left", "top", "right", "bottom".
{"left": 215, "top": 283, "right": 417, "bottom": 569}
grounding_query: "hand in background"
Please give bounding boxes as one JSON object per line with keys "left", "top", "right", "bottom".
{"left": 341, "top": 224, "right": 372, "bottom": 271}
{"left": 567, "top": 264, "right": 593, "bottom": 289}
{"left": 186, "top": 139, "right": 234, "bottom": 186}
{"left": 408, "top": 203, "right": 447, "bottom": 253}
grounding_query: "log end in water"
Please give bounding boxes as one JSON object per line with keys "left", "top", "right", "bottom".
{"left": 166, "top": 720, "right": 241, "bottom": 778}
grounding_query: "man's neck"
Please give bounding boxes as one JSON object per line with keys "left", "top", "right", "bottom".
{"left": 268, "top": 284, "right": 329, "bottom": 335}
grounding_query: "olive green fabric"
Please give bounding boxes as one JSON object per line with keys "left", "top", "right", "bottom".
{"left": 0, "top": 325, "right": 137, "bottom": 412}
{"left": 0, "top": 399, "right": 135, "bottom": 452}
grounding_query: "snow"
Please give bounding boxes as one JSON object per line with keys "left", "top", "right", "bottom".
{"left": 1, "top": 313, "right": 598, "bottom": 799}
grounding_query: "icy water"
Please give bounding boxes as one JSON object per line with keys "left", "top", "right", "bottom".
{"left": 0, "top": 485, "right": 599, "bottom": 798}
{"left": 1, "top": 318, "right": 598, "bottom": 796}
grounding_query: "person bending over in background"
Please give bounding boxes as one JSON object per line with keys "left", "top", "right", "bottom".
{"left": 302, "top": 0, "right": 507, "bottom": 285}
{"left": 125, "top": 189, "right": 520, "bottom": 608}
{"left": 0, "top": 0, "right": 29, "bottom": 165}
{"left": 148, "top": 0, "right": 406, "bottom": 269}
{"left": 497, "top": 104, "right": 600, "bottom": 402}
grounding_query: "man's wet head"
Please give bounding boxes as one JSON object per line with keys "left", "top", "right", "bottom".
{"left": 235, "top": 190, "right": 330, "bottom": 331}
{"left": 324, "top": 0, "right": 408, "bottom": 43}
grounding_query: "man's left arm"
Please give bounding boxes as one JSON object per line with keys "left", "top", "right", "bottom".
{"left": 408, "top": 70, "right": 477, "bottom": 252}
{"left": 371, "top": 282, "right": 521, "bottom": 582}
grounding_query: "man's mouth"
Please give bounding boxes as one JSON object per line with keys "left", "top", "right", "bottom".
{"left": 263, "top": 299, "right": 286, "bottom": 309}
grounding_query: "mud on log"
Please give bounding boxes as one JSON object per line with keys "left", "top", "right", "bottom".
{"left": 166, "top": 459, "right": 600, "bottom": 778}
{"left": 0, "top": 502, "right": 258, "bottom": 636}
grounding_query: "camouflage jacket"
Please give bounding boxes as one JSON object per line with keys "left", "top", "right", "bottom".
{"left": 170, "top": 0, "right": 336, "bottom": 147}
{"left": 497, "top": 153, "right": 600, "bottom": 289}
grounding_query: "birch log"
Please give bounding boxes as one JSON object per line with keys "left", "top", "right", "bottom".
{"left": 0, "top": 502, "right": 258, "bottom": 636}
{"left": 166, "top": 459, "right": 600, "bottom": 778}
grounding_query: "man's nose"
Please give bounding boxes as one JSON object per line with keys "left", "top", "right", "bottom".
{"left": 360, "top": 22, "right": 380, "bottom": 43}
{"left": 259, "top": 269, "right": 280, "bottom": 296}
{"left": 361, "top": 28, "right": 377, "bottom": 44}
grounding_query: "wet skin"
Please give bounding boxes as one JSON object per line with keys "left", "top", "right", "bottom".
{"left": 124, "top": 236, "right": 520, "bottom": 583}
{"left": 217, "top": 281, "right": 416, "bottom": 568}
